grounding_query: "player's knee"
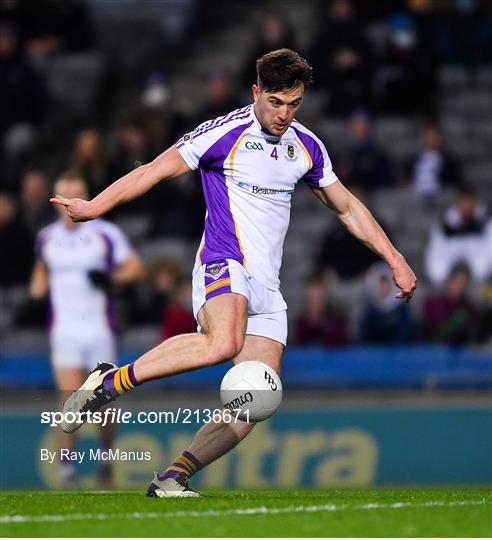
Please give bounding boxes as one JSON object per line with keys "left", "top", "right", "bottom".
{"left": 206, "top": 335, "right": 244, "bottom": 365}
{"left": 214, "top": 340, "right": 243, "bottom": 363}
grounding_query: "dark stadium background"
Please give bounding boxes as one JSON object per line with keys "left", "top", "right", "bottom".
{"left": 0, "top": 0, "right": 491, "bottom": 490}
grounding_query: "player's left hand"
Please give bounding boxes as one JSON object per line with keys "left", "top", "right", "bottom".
{"left": 50, "top": 196, "right": 95, "bottom": 222}
{"left": 391, "top": 255, "right": 417, "bottom": 303}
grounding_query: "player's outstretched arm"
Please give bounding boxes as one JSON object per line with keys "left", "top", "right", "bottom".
{"left": 312, "top": 181, "right": 417, "bottom": 301}
{"left": 50, "top": 146, "right": 191, "bottom": 222}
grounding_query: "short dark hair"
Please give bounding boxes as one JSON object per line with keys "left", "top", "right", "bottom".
{"left": 256, "top": 49, "right": 313, "bottom": 93}
{"left": 448, "top": 261, "right": 471, "bottom": 281}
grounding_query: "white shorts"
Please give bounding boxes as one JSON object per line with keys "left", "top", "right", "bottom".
{"left": 50, "top": 330, "right": 117, "bottom": 371}
{"left": 192, "top": 258, "right": 288, "bottom": 346}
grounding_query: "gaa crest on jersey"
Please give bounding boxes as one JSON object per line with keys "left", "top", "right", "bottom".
{"left": 284, "top": 143, "right": 298, "bottom": 161}
{"left": 183, "top": 132, "right": 194, "bottom": 144}
{"left": 245, "top": 141, "right": 264, "bottom": 151}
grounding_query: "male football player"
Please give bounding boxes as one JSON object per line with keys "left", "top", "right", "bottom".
{"left": 51, "top": 49, "right": 416, "bottom": 496}
{"left": 33, "top": 171, "right": 143, "bottom": 487}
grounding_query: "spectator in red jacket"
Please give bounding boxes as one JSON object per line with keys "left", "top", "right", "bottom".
{"left": 159, "top": 278, "right": 196, "bottom": 341}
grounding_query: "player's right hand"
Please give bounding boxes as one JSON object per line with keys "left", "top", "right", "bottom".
{"left": 50, "top": 196, "right": 95, "bottom": 222}
{"left": 391, "top": 255, "right": 417, "bottom": 303}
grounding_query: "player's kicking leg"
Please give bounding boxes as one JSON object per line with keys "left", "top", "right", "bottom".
{"left": 61, "top": 293, "right": 247, "bottom": 433}
{"left": 147, "top": 334, "right": 284, "bottom": 497}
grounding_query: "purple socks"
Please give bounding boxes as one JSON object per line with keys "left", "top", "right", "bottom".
{"left": 158, "top": 451, "right": 203, "bottom": 481}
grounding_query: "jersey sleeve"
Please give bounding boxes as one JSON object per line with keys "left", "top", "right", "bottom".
{"left": 295, "top": 128, "right": 339, "bottom": 189}
{"left": 101, "top": 222, "right": 133, "bottom": 266}
{"left": 175, "top": 121, "right": 222, "bottom": 171}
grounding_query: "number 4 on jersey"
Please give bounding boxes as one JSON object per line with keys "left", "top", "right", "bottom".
{"left": 270, "top": 147, "right": 278, "bottom": 160}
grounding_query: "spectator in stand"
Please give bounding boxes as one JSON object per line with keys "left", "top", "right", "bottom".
{"left": 358, "top": 261, "right": 413, "bottom": 344}
{"left": 141, "top": 78, "right": 206, "bottom": 240}
{"left": 69, "top": 128, "right": 107, "bottom": 196}
{"left": 0, "top": 22, "right": 50, "bottom": 188}
{"left": 240, "top": 11, "right": 296, "bottom": 89}
{"left": 316, "top": 187, "right": 390, "bottom": 279}
{"left": 108, "top": 118, "right": 152, "bottom": 189}
{"left": 0, "top": 192, "right": 34, "bottom": 286}
{"left": 345, "top": 108, "right": 395, "bottom": 191}
{"left": 425, "top": 184, "right": 492, "bottom": 286}
{"left": 295, "top": 271, "right": 350, "bottom": 346}
{"left": 435, "top": 0, "right": 492, "bottom": 67}
{"left": 309, "top": 0, "right": 371, "bottom": 115}
{"left": 140, "top": 71, "right": 185, "bottom": 156}
{"left": 194, "top": 69, "right": 241, "bottom": 126}
{"left": 160, "top": 278, "right": 196, "bottom": 341}
{"left": 142, "top": 258, "right": 183, "bottom": 325}
{"left": 372, "top": 13, "right": 435, "bottom": 115}
{"left": 19, "top": 170, "right": 54, "bottom": 235}
{"left": 422, "top": 262, "right": 479, "bottom": 345}
{"left": 407, "top": 123, "right": 463, "bottom": 199}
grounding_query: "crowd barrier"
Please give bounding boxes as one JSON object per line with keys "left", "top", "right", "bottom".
{"left": 1, "top": 346, "right": 491, "bottom": 389}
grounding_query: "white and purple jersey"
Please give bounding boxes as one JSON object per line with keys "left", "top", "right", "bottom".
{"left": 35, "top": 219, "right": 133, "bottom": 336}
{"left": 176, "top": 104, "right": 338, "bottom": 289}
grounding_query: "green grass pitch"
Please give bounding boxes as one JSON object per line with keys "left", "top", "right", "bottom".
{"left": 1, "top": 488, "right": 491, "bottom": 537}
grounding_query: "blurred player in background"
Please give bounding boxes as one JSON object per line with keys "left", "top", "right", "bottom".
{"left": 30, "top": 171, "right": 143, "bottom": 487}
{"left": 52, "top": 50, "right": 416, "bottom": 496}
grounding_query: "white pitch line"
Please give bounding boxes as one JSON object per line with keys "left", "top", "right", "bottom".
{"left": 1, "top": 499, "right": 488, "bottom": 524}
